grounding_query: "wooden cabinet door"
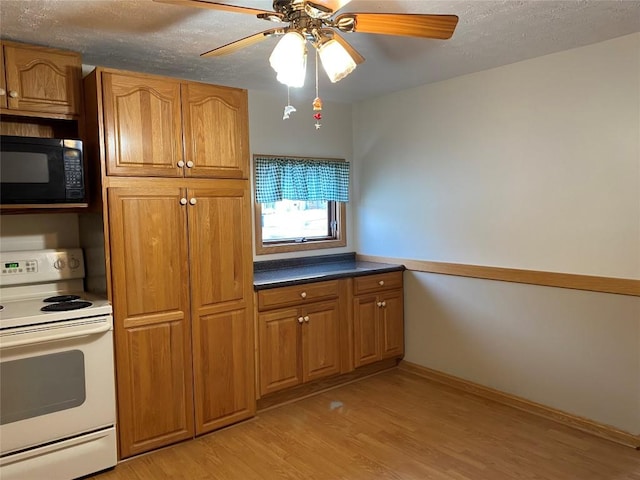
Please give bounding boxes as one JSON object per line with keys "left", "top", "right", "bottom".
{"left": 0, "top": 46, "right": 7, "bottom": 109}
{"left": 380, "top": 290, "right": 404, "bottom": 359}
{"left": 3, "top": 43, "right": 81, "bottom": 115}
{"left": 302, "top": 300, "right": 341, "bottom": 383}
{"left": 353, "top": 294, "right": 381, "bottom": 368}
{"left": 107, "top": 186, "right": 194, "bottom": 458}
{"left": 102, "top": 72, "right": 184, "bottom": 177}
{"left": 188, "top": 183, "right": 255, "bottom": 434}
{"left": 258, "top": 308, "right": 302, "bottom": 396}
{"left": 193, "top": 309, "right": 254, "bottom": 435}
{"left": 182, "top": 82, "right": 249, "bottom": 179}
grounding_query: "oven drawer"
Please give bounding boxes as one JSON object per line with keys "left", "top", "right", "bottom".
{"left": 0, "top": 426, "right": 117, "bottom": 480}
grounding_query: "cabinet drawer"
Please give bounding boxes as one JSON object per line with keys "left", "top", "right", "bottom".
{"left": 258, "top": 280, "right": 339, "bottom": 310}
{"left": 354, "top": 271, "right": 403, "bottom": 295}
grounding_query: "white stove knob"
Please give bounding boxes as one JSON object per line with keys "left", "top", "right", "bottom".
{"left": 53, "top": 258, "right": 66, "bottom": 270}
{"left": 69, "top": 257, "right": 81, "bottom": 269}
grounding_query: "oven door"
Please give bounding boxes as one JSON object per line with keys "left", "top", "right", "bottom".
{"left": 0, "top": 315, "right": 116, "bottom": 454}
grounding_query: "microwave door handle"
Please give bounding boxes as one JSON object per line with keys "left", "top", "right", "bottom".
{"left": 0, "top": 321, "right": 111, "bottom": 349}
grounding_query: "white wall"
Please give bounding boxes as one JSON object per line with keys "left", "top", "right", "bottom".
{"left": 0, "top": 214, "right": 80, "bottom": 252}
{"left": 405, "top": 272, "right": 640, "bottom": 434}
{"left": 352, "top": 34, "right": 640, "bottom": 434}
{"left": 248, "top": 89, "right": 354, "bottom": 261}
{"left": 354, "top": 33, "right": 640, "bottom": 279}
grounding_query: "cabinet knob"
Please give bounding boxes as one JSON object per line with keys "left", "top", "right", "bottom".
{"left": 381, "top": 301, "right": 386, "bottom": 307}
{"left": 377, "top": 301, "right": 383, "bottom": 307}
{"left": 300, "top": 292, "right": 307, "bottom": 299}
{"left": 189, "top": 198, "right": 197, "bottom": 205}
{"left": 180, "top": 198, "right": 188, "bottom": 205}
{"left": 304, "top": 315, "right": 310, "bottom": 323}
{"left": 378, "top": 280, "right": 385, "bottom": 286}
{"left": 186, "top": 161, "right": 194, "bottom": 168}
{"left": 177, "top": 160, "right": 185, "bottom": 168}
{"left": 8, "top": 90, "right": 18, "bottom": 99}
{"left": 0, "top": 88, "right": 5, "bottom": 96}
{"left": 298, "top": 316, "right": 304, "bottom": 324}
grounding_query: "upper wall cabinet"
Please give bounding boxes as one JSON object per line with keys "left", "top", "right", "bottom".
{"left": 0, "top": 41, "right": 82, "bottom": 119}
{"left": 100, "top": 69, "right": 249, "bottom": 179}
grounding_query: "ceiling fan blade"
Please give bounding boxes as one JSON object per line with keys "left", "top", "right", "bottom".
{"left": 154, "top": 0, "right": 273, "bottom": 16}
{"left": 336, "top": 13, "right": 459, "bottom": 40}
{"left": 332, "top": 32, "right": 364, "bottom": 65}
{"left": 200, "top": 28, "right": 283, "bottom": 57}
{"left": 311, "top": 0, "right": 353, "bottom": 13}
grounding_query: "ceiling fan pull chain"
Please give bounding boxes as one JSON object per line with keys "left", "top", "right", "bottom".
{"left": 283, "top": 86, "right": 297, "bottom": 120}
{"left": 313, "top": 48, "right": 323, "bottom": 130}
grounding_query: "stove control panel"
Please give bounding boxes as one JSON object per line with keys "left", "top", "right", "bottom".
{"left": 0, "top": 249, "right": 85, "bottom": 286}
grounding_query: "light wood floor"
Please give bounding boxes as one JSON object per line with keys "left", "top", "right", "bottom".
{"left": 92, "top": 369, "right": 640, "bottom": 480}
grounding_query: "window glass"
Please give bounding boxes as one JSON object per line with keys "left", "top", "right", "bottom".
{"left": 262, "top": 200, "right": 330, "bottom": 241}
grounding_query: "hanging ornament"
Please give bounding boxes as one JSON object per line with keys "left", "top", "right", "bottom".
{"left": 313, "top": 49, "right": 323, "bottom": 130}
{"left": 282, "top": 86, "right": 296, "bottom": 120}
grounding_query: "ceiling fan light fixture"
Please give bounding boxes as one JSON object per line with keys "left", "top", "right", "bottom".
{"left": 317, "top": 38, "right": 356, "bottom": 83}
{"left": 269, "top": 31, "right": 307, "bottom": 88}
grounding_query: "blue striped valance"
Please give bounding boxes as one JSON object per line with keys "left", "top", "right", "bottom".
{"left": 255, "top": 156, "right": 350, "bottom": 203}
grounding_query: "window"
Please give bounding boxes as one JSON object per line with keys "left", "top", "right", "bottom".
{"left": 254, "top": 155, "right": 349, "bottom": 255}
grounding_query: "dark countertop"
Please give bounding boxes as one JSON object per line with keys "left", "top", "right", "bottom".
{"left": 253, "top": 253, "right": 405, "bottom": 290}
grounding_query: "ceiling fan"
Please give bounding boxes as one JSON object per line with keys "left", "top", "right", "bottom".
{"left": 155, "top": 0, "right": 459, "bottom": 85}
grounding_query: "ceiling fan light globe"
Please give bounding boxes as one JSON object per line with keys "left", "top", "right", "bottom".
{"left": 318, "top": 39, "right": 356, "bottom": 83}
{"left": 269, "top": 31, "right": 307, "bottom": 87}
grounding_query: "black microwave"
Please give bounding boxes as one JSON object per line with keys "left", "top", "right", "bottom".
{"left": 0, "top": 135, "right": 85, "bottom": 204}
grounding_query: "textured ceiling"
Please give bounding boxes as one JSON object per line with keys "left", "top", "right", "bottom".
{"left": 1, "top": 0, "right": 639, "bottom": 103}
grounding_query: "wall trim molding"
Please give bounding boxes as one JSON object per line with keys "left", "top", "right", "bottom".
{"left": 356, "top": 255, "right": 640, "bottom": 297}
{"left": 398, "top": 361, "right": 640, "bottom": 449}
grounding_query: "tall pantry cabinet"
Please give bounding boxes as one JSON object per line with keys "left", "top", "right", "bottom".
{"left": 84, "top": 68, "right": 254, "bottom": 459}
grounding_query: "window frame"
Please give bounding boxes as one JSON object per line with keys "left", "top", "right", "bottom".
{"left": 253, "top": 154, "right": 348, "bottom": 255}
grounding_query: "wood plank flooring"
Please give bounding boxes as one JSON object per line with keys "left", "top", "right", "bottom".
{"left": 91, "top": 369, "right": 640, "bottom": 480}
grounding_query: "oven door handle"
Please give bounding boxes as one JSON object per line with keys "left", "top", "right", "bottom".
{"left": 1, "top": 321, "right": 111, "bottom": 349}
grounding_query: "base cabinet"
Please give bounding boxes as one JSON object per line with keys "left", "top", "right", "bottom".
{"left": 256, "top": 280, "right": 343, "bottom": 397}
{"left": 258, "top": 300, "right": 341, "bottom": 396}
{"left": 255, "top": 272, "right": 404, "bottom": 401}
{"left": 108, "top": 180, "right": 254, "bottom": 458}
{"left": 353, "top": 272, "right": 404, "bottom": 368}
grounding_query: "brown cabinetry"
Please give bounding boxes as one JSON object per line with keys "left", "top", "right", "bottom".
{"left": 353, "top": 272, "right": 404, "bottom": 368}
{"left": 101, "top": 70, "right": 249, "bottom": 179}
{"left": 108, "top": 179, "right": 254, "bottom": 457}
{"left": 257, "top": 280, "right": 342, "bottom": 396}
{"left": 84, "top": 67, "right": 254, "bottom": 459}
{"left": 0, "top": 41, "right": 81, "bottom": 118}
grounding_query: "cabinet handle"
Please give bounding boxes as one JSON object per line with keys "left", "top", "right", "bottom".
{"left": 180, "top": 198, "right": 188, "bottom": 205}
{"left": 186, "top": 161, "right": 194, "bottom": 168}
{"left": 381, "top": 301, "right": 386, "bottom": 307}
{"left": 304, "top": 315, "right": 310, "bottom": 323}
{"left": 0, "top": 88, "right": 5, "bottom": 96}
{"left": 298, "top": 316, "right": 304, "bottom": 324}
{"left": 300, "top": 292, "right": 307, "bottom": 299}
{"left": 177, "top": 160, "right": 185, "bottom": 168}
{"left": 189, "top": 198, "right": 197, "bottom": 205}
{"left": 378, "top": 280, "right": 385, "bottom": 286}
{"left": 377, "top": 301, "right": 382, "bottom": 307}
{"left": 8, "top": 90, "right": 18, "bottom": 99}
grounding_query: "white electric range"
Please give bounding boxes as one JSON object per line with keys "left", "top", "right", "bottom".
{"left": 0, "top": 248, "right": 117, "bottom": 480}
